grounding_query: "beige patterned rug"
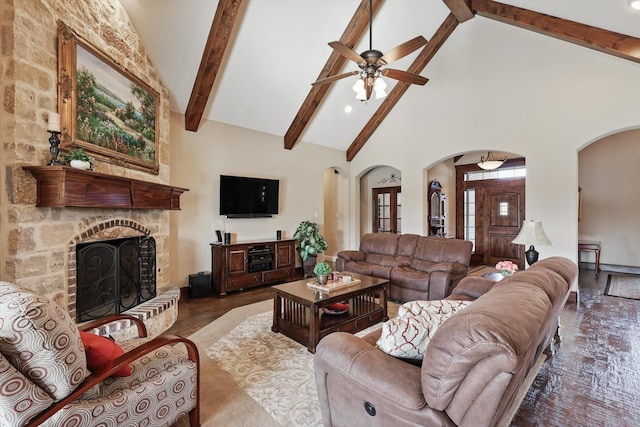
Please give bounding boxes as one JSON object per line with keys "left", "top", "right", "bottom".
{"left": 605, "top": 274, "right": 640, "bottom": 300}
{"left": 183, "top": 300, "right": 537, "bottom": 426}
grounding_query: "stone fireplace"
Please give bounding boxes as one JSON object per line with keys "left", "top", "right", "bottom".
{"left": 64, "top": 218, "right": 178, "bottom": 339}
{"left": 1, "top": 0, "right": 182, "bottom": 340}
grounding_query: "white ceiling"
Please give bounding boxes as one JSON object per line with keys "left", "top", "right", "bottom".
{"left": 119, "top": 0, "right": 640, "bottom": 152}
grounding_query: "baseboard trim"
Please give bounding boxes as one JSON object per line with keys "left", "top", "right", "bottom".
{"left": 580, "top": 262, "right": 640, "bottom": 275}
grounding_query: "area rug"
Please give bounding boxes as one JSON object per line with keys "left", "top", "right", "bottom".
{"left": 605, "top": 274, "right": 640, "bottom": 300}
{"left": 180, "top": 299, "right": 540, "bottom": 426}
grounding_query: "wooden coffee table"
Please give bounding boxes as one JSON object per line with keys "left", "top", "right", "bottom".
{"left": 272, "top": 273, "right": 388, "bottom": 353}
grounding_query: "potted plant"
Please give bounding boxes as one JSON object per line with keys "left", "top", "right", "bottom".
{"left": 293, "top": 220, "right": 328, "bottom": 277}
{"left": 64, "top": 148, "right": 93, "bottom": 170}
{"left": 313, "top": 261, "right": 332, "bottom": 284}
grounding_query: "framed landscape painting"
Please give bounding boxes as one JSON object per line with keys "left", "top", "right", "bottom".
{"left": 57, "top": 21, "right": 159, "bottom": 174}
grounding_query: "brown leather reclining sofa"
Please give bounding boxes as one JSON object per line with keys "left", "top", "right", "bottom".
{"left": 314, "top": 256, "right": 578, "bottom": 427}
{"left": 336, "top": 233, "right": 473, "bottom": 301}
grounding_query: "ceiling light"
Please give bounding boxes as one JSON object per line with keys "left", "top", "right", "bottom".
{"left": 374, "top": 77, "right": 387, "bottom": 99}
{"left": 352, "top": 78, "right": 367, "bottom": 100}
{"left": 477, "top": 151, "right": 506, "bottom": 170}
{"left": 344, "top": 105, "right": 353, "bottom": 113}
{"left": 631, "top": 0, "right": 640, "bottom": 10}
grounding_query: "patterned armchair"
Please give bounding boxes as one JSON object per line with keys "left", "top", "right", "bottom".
{"left": 0, "top": 282, "right": 200, "bottom": 427}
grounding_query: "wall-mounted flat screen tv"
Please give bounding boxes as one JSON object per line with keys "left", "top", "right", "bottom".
{"left": 219, "top": 175, "right": 279, "bottom": 218}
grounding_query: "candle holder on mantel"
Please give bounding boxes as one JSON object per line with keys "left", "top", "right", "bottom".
{"left": 47, "top": 112, "right": 63, "bottom": 166}
{"left": 47, "top": 130, "right": 63, "bottom": 165}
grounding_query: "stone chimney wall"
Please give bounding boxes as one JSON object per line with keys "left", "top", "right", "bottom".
{"left": 1, "top": 1, "right": 174, "bottom": 309}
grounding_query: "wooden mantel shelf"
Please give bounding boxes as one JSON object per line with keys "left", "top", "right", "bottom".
{"left": 23, "top": 166, "right": 188, "bottom": 210}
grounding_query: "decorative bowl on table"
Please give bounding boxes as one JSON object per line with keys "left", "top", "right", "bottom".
{"left": 322, "top": 302, "right": 349, "bottom": 315}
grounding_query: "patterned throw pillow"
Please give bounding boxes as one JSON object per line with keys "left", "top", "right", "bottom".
{"left": 376, "top": 300, "right": 473, "bottom": 360}
{"left": 0, "top": 282, "right": 88, "bottom": 401}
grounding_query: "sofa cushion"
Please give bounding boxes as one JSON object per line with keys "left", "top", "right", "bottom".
{"left": 0, "top": 282, "right": 88, "bottom": 401}
{"left": 376, "top": 300, "right": 473, "bottom": 360}
{"left": 411, "top": 236, "right": 473, "bottom": 267}
{"left": 0, "top": 351, "right": 54, "bottom": 426}
{"left": 359, "top": 233, "right": 400, "bottom": 256}
{"left": 79, "top": 332, "right": 131, "bottom": 377}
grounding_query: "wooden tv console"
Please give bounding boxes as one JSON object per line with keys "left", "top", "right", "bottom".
{"left": 210, "top": 239, "right": 296, "bottom": 296}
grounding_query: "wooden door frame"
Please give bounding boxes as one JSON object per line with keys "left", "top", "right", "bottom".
{"left": 372, "top": 186, "right": 401, "bottom": 233}
{"left": 455, "top": 158, "right": 526, "bottom": 265}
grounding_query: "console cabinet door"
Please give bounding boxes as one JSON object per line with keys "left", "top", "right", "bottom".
{"left": 275, "top": 241, "right": 294, "bottom": 269}
{"left": 227, "top": 248, "right": 247, "bottom": 275}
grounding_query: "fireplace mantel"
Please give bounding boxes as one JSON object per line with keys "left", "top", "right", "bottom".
{"left": 24, "top": 166, "right": 188, "bottom": 210}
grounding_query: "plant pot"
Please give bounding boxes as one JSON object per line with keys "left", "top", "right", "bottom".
{"left": 69, "top": 160, "right": 91, "bottom": 170}
{"left": 317, "top": 275, "right": 329, "bottom": 285}
{"left": 303, "top": 256, "right": 317, "bottom": 278}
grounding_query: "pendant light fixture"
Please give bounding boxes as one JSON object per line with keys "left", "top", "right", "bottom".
{"left": 477, "top": 151, "right": 506, "bottom": 170}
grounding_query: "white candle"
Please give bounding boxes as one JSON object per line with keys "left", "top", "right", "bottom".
{"left": 48, "top": 113, "right": 60, "bottom": 132}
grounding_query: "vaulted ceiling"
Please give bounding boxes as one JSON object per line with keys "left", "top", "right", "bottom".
{"left": 120, "top": 0, "right": 640, "bottom": 160}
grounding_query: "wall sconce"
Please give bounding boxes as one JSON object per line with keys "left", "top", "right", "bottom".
{"left": 477, "top": 151, "right": 506, "bottom": 170}
{"left": 512, "top": 220, "right": 553, "bottom": 266}
{"left": 47, "top": 112, "right": 62, "bottom": 165}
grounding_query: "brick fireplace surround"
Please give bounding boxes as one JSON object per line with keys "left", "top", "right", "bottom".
{"left": 67, "top": 218, "right": 179, "bottom": 340}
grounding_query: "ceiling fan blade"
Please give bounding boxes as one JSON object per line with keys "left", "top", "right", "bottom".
{"left": 381, "top": 68, "right": 429, "bottom": 85}
{"left": 312, "top": 71, "right": 359, "bottom": 86}
{"left": 328, "top": 41, "right": 366, "bottom": 66}
{"left": 378, "top": 36, "right": 428, "bottom": 66}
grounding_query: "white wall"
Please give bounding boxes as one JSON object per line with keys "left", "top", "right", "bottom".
{"left": 169, "top": 17, "right": 640, "bottom": 284}
{"left": 579, "top": 129, "right": 640, "bottom": 267}
{"left": 169, "top": 113, "right": 350, "bottom": 285}
{"left": 347, "top": 17, "right": 640, "bottom": 265}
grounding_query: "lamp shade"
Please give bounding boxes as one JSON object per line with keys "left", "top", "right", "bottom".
{"left": 512, "top": 220, "right": 553, "bottom": 247}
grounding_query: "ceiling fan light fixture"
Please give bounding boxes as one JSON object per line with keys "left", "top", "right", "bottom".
{"left": 477, "top": 151, "right": 507, "bottom": 170}
{"left": 631, "top": 0, "right": 640, "bottom": 10}
{"left": 352, "top": 78, "right": 366, "bottom": 100}
{"left": 374, "top": 76, "right": 387, "bottom": 99}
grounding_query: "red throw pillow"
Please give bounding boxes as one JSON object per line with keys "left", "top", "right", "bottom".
{"left": 79, "top": 331, "right": 132, "bottom": 377}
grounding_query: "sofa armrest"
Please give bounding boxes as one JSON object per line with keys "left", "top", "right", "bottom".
{"left": 449, "top": 276, "right": 500, "bottom": 300}
{"left": 315, "top": 332, "right": 426, "bottom": 410}
{"left": 336, "top": 250, "right": 367, "bottom": 271}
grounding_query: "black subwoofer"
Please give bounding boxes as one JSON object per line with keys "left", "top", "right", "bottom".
{"left": 189, "top": 271, "right": 212, "bottom": 298}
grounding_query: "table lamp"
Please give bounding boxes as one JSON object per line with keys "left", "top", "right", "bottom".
{"left": 512, "top": 220, "right": 553, "bottom": 266}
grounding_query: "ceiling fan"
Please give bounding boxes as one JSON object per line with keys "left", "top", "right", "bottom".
{"left": 312, "top": 0, "right": 429, "bottom": 101}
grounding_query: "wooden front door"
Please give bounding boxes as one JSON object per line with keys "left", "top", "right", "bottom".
{"left": 456, "top": 160, "right": 526, "bottom": 268}
{"left": 373, "top": 186, "right": 401, "bottom": 233}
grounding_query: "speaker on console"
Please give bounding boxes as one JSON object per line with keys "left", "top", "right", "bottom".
{"left": 224, "top": 232, "right": 231, "bottom": 244}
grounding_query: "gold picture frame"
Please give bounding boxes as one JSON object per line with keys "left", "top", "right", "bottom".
{"left": 57, "top": 21, "right": 160, "bottom": 174}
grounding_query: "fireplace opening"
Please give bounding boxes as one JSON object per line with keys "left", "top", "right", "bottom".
{"left": 76, "top": 236, "right": 156, "bottom": 322}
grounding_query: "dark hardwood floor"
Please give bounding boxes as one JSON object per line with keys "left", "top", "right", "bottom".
{"left": 166, "top": 269, "right": 640, "bottom": 426}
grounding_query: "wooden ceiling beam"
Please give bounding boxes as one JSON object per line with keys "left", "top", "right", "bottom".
{"left": 346, "top": 13, "right": 459, "bottom": 161}
{"left": 442, "top": 0, "right": 474, "bottom": 23}
{"left": 472, "top": 0, "right": 640, "bottom": 64}
{"left": 184, "top": 0, "right": 243, "bottom": 132}
{"left": 284, "top": 0, "right": 384, "bottom": 150}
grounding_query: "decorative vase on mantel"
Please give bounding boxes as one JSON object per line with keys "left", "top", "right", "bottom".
{"left": 69, "top": 159, "right": 91, "bottom": 170}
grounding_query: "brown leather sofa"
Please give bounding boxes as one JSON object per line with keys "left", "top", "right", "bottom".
{"left": 314, "top": 256, "right": 577, "bottom": 427}
{"left": 335, "top": 233, "right": 473, "bottom": 301}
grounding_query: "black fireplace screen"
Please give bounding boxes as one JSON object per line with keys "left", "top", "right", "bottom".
{"left": 76, "top": 236, "right": 156, "bottom": 322}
